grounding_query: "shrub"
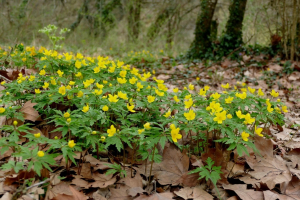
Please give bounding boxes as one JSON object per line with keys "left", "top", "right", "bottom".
{"left": 0, "top": 44, "right": 287, "bottom": 177}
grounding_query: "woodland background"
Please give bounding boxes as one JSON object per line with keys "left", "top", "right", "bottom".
{"left": 0, "top": 0, "right": 300, "bottom": 60}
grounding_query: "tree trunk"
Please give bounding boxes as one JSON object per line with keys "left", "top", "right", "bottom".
{"left": 127, "top": 0, "right": 142, "bottom": 41}
{"left": 222, "top": 0, "right": 247, "bottom": 50}
{"left": 188, "top": 0, "right": 218, "bottom": 59}
{"left": 147, "top": 7, "right": 171, "bottom": 41}
{"left": 290, "top": 0, "right": 297, "bottom": 61}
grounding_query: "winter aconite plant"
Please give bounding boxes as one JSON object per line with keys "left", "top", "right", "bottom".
{"left": 0, "top": 44, "right": 288, "bottom": 178}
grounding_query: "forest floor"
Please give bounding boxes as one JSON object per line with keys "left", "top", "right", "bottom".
{"left": 1, "top": 54, "right": 300, "bottom": 200}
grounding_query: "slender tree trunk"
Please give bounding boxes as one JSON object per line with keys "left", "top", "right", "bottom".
{"left": 222, "top": 0, "right": 247, "bottom": 50}
{"left": 291, "top": 0, "right": 298, "bottom": 61}
{"left": 127, "top": 0, "right": 142, "bottom": 41}
{"left": 147, "top": 7, "right": 171, "bottom": 41}
{"left": 188, "top": 0, "right": 218, "bottom": 59}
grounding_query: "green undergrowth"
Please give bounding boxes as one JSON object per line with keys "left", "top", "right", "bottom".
{"left": 0, "top": 44, "right": 288, "bottom": 185}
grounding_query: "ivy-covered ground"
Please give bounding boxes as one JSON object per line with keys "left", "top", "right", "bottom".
{"left": 0, "top": 45, "right": 300, "bottom": 200}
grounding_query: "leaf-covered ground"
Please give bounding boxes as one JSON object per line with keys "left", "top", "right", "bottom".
{"left": 1, "top": 55, "right": 300, "bottom": 200}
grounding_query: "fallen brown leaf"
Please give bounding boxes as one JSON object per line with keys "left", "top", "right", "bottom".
{"left": 20, "top": 101, "right": 41, "bottom": 122}
{"left": 134, "top": 192, "right": 174, "bottom": 200}
{"left": 223, "top": 184, "right": 264, "bottom": 200}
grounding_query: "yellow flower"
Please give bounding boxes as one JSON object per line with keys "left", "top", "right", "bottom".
{"left": 75, "top": 72, "right": 82, "bottom": 78}
{"left": 94, "top": 66, "right": 100, "bottom": 73}
{"left": 213, "top": 111, "right": 227, "bottom": 124}
{"left": 77, "top": 91, "right": 84, "bottom": 98}
{"left": 58, "top": 86, "right": 66, "bottom": 95}
{"left": 169, "top": 124, "right": 176, "bottom": 130}
{"left": 155, "top": 89, "right": 164, "bottom": 96}
{"left": 185, "top": 94, "right": 191, "bottom": 100}
{"left": 67, "top": 118, "right": 71, "bottom": 123}
{"left": 68, "top": 140, "right": 76, "bottom": 148}
{"left": 69, "top": 81, "right": 75, "bottom": 86}
{"left": 248, "top": 87, "right": 255, "bottom": 94}
{"left": 227, "top": 114, "right": 232, "bottom": 119}
{"left": 51, "top": 79, "right": 56, "bottom": 85}
{"left": 129, "top": 77, "right": 138, "bottom": 84}
{"left": 211, "top": 93, "right": 221, "bottom": 100}
{"left": 221, "top": 83, "right": 230, "bottom": 89}
{"left": 39, "top": 69, "right": 46, "bottom": 76}
{"left": 270, "top": 90, "right": 279, "bottom": 97}
{"left": 258, "top": 88, "right": 264, "bottom": 96}
{"left": 118, "top": 91, "right": 128, "bottom": 100}
{"left": 184, "top": 98, "right": 193, "bottom": 109}
{"left": 13, "top": 121, "right": 18, "bottom": 126}
{"left": 117, "top": 77, "right": 127, "bottom": 84}
{"left": 184, "top": 109, "right": 196, "bottom": 121}
{"left": 267, "top": 105, "right": 273, "bottom": 113}
{"left": 37, "top": 151, "right": 45, "bottom": 157}
{"left": 225, "top": 96, "right": 234, "bottom": 104}
{"left": 108, "top": 94, "right": 119, "bottom": 103}
{"left": 204, "top": 86, "right": 210, "bottom": 91}
{"left": 282, "top": 106, "right": 288, "bottom": 113}
{"left": 236, "top": 110, "right": 245, "bottom": 119}
{"left": 93, "top": 89, "right": 103, "bottom": 95}
{"left": 102, "top": 105, "right": 109, "bottom": 111}
{"left": 144, "top": 122, "right": 151, "bottom": 130}
{"left": 22, "top": 58, "right": 26, "bottom": 62}
{"left": 241, "top": 131, "right": 250, "bottom": 142}
{"left": 100, "top": 136, "right": 106, "bottom": 142}
{"left": 236, "top": 92, "right": 247, "bottom": 99}
{"left": 42, "top": 82, "right": 49, "bottom": 89}
{"left": 107, "top": 125, "right": 116, "bottom": 137}
{"left": 277, "top": 99, "right": 280, "bottom": 102}
{"left": 34, "top": 132, "right": 41, "bottom": 138}
{"left": 164, "top": 109, "right": 171, "bottom": 118}
{"left": 138, "top": 129, "right": 145, "bottom": 134}
{"left": 64, "top": 112, "right": 70, "bottom": 118}
{"left": 127, "top": 103, "right": 135, "bottom": 112}
{"left": 103, "top": 80, "right": 108, "bottom": 84}
{"left": 137, "top": 82, "right": 143, "bottom": 90}
{"left": 96, "top": 83, "right": 104, "bottom": 89}
{"left": 171, "top": 127, "right": 182, "bottom": 143}
{"left": 147, "top": 95, "right": 155, "bottom": 103}
{"left": 1, "top": 81, "right": 5, "bottom": 85}
{"left": 188, "top": 83, "right": 194, "bottom": 90}
{"left": 108, "top": 66, "right": 115, "bottom": 73}
{"left": 198, "top": 89, "right": 206, "bottom": 97}
{"left": 35, "top": 89, "right": 41, "bottom": 94}
{"left": 172, "top": 95, "right": 179, "bottom": 103}
{"left": 57, "top": 70, "right": 64, "bottom": 77}
{"left": 0, "top": 108, "right": 5, "bottom": 113}
{"left": 255, "top": 125, "right": 263, "bottom": 137}
{"left": 75, "top": 60, "right": 81, "bottom": 69}
{"left": 82, "top": 105, "right": 89, "bottom": 113}
{"left": 92, "top": 131, "right": 97, "bottom": 135}
{"left": 173, "top": 88, "right": 179, "bottom": 93}
{"left": 206, "top": 101, "right": 223, "bottom": 114}
{"left": 240, "top": 88, "right": 247, "bottom": 92}
{"left": 29, "top": 75, "right": 35, "bottom": 82}
{"left": 196, "top": 77, "right": 200, "bottom": 81}
{"left": 119, "top": 70, "right": 127, "bottom": 78}
{"left": 243, "top": 113, "right": 255, "bottom": 124}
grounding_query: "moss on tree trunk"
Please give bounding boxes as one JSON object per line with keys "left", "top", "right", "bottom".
{"left": 188, "top": 0, "right": 218, "bottom": 59}
{"left": 222, "top": 0, "right": 247, "bottom": 50}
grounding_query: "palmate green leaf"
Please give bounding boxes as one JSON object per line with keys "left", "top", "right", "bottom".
{"left": 159, "top": 136, "right": 167, "bottom": 150}
{"left": 34, "top": 161, "right": 43, "bottom": 176}
{"left": 105, "top": 136, "right": 123, "bottom": 152}
{"left": 236, "top": 143, "right": 249, "bottom": 156}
